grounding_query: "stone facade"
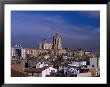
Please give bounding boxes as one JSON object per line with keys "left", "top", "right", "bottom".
{"left": 38, "top": 39, "right": 52, "bottom": 50}
{"left": 53, "top": 33, "right": 62, "bottom": 50}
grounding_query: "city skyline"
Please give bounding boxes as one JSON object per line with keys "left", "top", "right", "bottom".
{"left": 11, "top": 11, "right": 100, "bottom": 52}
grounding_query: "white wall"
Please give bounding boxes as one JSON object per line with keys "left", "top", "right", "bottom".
{"left": 41, "top": 67, "right": 57, "bottom": 77}
{"left": 72, "top": 62, "right": 80, "bottom": 67}
{"left": 21, "top": 48, "right": 26, "bottom": 59}
{"left": 11, "top": 47, "right": 16, "bottom": 57}
{"left": 90, "top": 58, "right": 98, "bottom": 68}
{"left": 36, "top": 63, "right": 44, "bottom": 68}
{"left": 80, "top": 61, "right": 86, "bottom": 65}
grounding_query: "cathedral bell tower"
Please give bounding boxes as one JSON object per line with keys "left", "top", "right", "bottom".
{"left": 53, "top": 33, "right": 62, "bottom": 50}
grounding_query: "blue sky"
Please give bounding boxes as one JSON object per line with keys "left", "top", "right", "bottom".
{"left": 11, "top": 11, "right": 100, "bottom": 52}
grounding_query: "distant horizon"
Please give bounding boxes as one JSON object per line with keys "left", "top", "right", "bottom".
{"left": 11, "top": 33, "right": 99, "bottom": 53}
{"left": 11, "top": 11, "right": 100, "bottom": 53}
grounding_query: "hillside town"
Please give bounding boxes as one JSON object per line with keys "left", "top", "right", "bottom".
{"left": 11, "top": 33, "right": 100, "bottom": 77}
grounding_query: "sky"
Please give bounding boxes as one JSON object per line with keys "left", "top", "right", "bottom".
{"left": 11, "top": 11, "right": 100, "bottom": 52}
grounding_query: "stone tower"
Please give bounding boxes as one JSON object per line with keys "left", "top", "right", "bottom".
{"left": 53, "top": 33, "right": 62, "bottom": 50}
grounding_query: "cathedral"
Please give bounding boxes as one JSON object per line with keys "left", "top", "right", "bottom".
{"left": 53, "top": 33, "right": 62, "bottom": 50}
{"left": 11, "top": 34, "right": 67, "bottom": 59}
{"left": 38, "top": 39, "right": 52, "bottom": 50}
{"left": 38, "top": 33, "right": 63, "bottom": 50}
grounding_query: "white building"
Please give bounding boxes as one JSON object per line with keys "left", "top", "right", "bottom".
{"left": 69, "top": 61, "right": 86, "bottom": 67}
{"left": 98, "top": 58, "right": 100, "bottom": 68}
{"left": 41, "top": 67, "right": 57, "bottom": 77}
{"left": 63, "top": 55, "right": 68, "bottom": 60}
{"left": 38, "top": 43, "right": 42, "bottom": 50}
{"left": 11, "top": 44, "right": 26, "bottom": 59}
{"left": 36, "top": 62, "right": 48, "bottom": 68}
{"left": 28, "top": 66, "right": 57, "bottom": 77}
{"left": 90, "top": 57, "right": 98, "bottom": 68}
{"left": 21, "top": 48, "right": 26, "bottom": 59}
{"left": 44, "top": 55, "right": 50, "bottom": 59}
{"left": 11, "top": 47, "right": 16, "bottom": 57}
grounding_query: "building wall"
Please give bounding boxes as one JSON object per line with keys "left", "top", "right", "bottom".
{"left": 41, "top": 67, "right": 57, "bottom": 77}
{"left": 24, "top": 48, "right": 39, "bottom": 57}
{"left": 48, "top": 44, "right": 53, "bottom": 49}
{"left": 58, "top": 49, "right": 67, "bottom": 55}
{"left": 84, "top": 51, "right": 91, "bottom": 56}
{"left": 39, "top": 43, "right": 52, "bottom": 50}
{"left": 71, "top": 61, "right": 86, "bottom": 67}
{"left": 36, "top": 62, "right": 45, "bottom": 68}
{"left": 39, "top": 43, "right": 42, "bottom": 49}
{"left": 11, "top": 64, "right": 24, "bottom": 72}
{"left": 77, "top": 72, "right": 92, "bottom": 77}
{"left": 73, "top": 50, "right": 84, "bottom": 57}
{"left": 11, "top": 47, "right": 25, "bottom": 59}
{"left": 98, "top": 58, "right": 100, "bottom": 68}
{"left": 29, "top": 73, "right": 42, "bottom": 77}
{"left": 43, "top": 43, "right": 52, "bottom": 50}
{"left": 90, "top": 58, "right": 98, "bottom": 68}
{"left": 38, "top": 39, "right": 52, "bottom": 50}
{"left": 11, "top": 47, "right": 16, "bottom": 57}
{"left": 24, "top": 48, "right": 66, "bottom": 58}
{"left": 21, "top": 49, "right": 26, "bottom": 59}
{"left": 53, "top": 34, "right": 62, "bottom": 50}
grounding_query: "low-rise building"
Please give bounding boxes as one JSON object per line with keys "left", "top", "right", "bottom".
{"left": 69, "top": 61, "right": 87, "bottom": 67}
{"left": 89, "top": 57, "right": 98, "bottom": 68}
{"left": 73, "top": 49, "right": 85, "bottom": 57}
{"left": 77, "top": 72, "right": 92, "bottom": 77}
{"left": 26, "top": 66, "right": 57, "bottom": 77}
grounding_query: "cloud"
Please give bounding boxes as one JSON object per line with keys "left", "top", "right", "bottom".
{"left": 11, "top": 11, "right": 100, "bottom": 52}
{"left": 81, "top": 11, "right": 100, "bottom": 18}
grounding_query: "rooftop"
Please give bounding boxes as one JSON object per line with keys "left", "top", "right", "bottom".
{"left": 24, "top": 66, "right": 50, "bottom": 73}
